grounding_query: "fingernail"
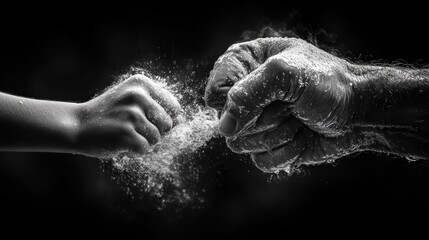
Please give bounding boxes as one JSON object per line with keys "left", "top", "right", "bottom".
{"left": 219, "top": 112, "right": 237, "bottom": 135}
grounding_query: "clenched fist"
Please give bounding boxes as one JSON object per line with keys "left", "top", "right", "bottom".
{"left": 77, "top": 75, "right": 181, "bottom": 159}
{"left": 205, "top": 37, "right": 429, "bottom": 172}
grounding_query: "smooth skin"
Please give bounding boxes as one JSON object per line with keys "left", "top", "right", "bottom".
{"left": 0, "top": 74, "right": 181, "bottom": 159}
{"left": 205, "top": 37, "right": 429, "bottom": 172}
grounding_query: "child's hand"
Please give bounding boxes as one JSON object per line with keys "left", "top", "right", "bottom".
{"left": 76, "top": 75, "right": 181, "bottom": 159}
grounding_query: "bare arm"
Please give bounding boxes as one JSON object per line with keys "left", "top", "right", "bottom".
{"left": 0, "top": 75, "right": 181, "bottom": 159}
{"left": 0, "top": 92, "right": 80, "bottom": 153}
{"left": 351, "top": 66, "right": 429, "bottom": 160}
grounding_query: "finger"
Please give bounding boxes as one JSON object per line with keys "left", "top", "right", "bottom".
{"left": 143, "top": 96, "right": 173, "bottom": 134}
{"left": 204, "top": 73, "right": 235, "bottom": 111}
{"left": 131, "top": 75, "right": 182, "bottom": 118}
{"left": 242, "top": 100, "right": 291, "bottom": 136}
{"left": 204, "top": 45, "right": 260, "bottom": 110}
{"left": 296, "top": 131, "right": 356, "bottom": 167}
{"left": 125, "top": 131, "right": 151, "bottom": 158}
{"left": 204, "top": 38, "right": 297, "bottom": 110}
{"left": 218, "top": 99, "right": 290, "bottom": 135}
{"left": 149, "top": 86, "right": 182, "bottom": 119}
{"left": 226, "top": 117, "right": 304, "bottom": 154}
{"left": 115, "top": 83, "right": 176, "bottom": 132}
{"left": 135, "top": 114, "right": 161, "bottom": 145}
{"left": 250, "top": 127, "right": 312, "bottom": 173}
{"left": 219, "top": 57, "right": 302, "bottom": 136}
{"left": 295, "top": 134, "right": 328, "bottom": 167}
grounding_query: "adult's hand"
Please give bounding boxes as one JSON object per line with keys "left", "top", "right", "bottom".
{"left": 205, "top": 37, "right": 429, "bottom": 172}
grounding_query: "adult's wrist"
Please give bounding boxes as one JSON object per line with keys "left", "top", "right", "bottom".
{"left": 347, "top": 63, "right": 429, "bottom": 159}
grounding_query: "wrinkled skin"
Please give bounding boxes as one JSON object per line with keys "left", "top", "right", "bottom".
{"left": 78, "top": 75, "right": 181, "bottom": 159}
{"left": 205, "top": 37, "right": 361, "bottom": 172}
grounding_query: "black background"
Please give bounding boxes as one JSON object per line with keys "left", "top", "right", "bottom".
{"left": 0, "top": 3, "right": 428, "bottom": 239}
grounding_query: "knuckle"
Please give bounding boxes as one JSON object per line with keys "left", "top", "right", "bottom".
{"left": 151, "top": 111, "right": 173, "bottom": 132}
{"left": 227, "top": 42, "right": 255, "bottom": 60}
{"left": 121, "top": 106, "right": 143, "bottom": 123}
{"left": 120, "top": 87, "right": 146, "bottom": 104}
{"left": 153, "top": 131, "right": 161, "bottom": 143}
{"left": 162, "top": 91, "right": 182, "bottom": 113}
{"left": 126, "top": 74, "right": 149, "bottom": 85}
{"left": 226, "top": 43, "right": 242, "bottom": 52}
{"left": 238, "top": 41, "right": 256, "bottom": 52}
{"left": 162, "top": 117, "right": 173, "bottom": 132}
{"left": 148, "top": 127, "right": 161, "bottom": 144}
{"left": 172, "top": 101, "right": 182, "bottom": 115}
{"left": 265, "top": 56, "right": 287, "bottom": 70}
{"left": 265, "top": 56, "right": 298, "bottom": 80}
{"left": 226, "top": 41, "right": 257, "bottom": 57}
{"left": 118, "top": 124, "right": 135, "bottom": 140}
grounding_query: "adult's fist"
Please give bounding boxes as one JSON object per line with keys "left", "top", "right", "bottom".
{"left": 205, "top": 37, "right": 362, "bottom": 172}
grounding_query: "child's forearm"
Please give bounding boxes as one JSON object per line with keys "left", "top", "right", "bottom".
{"left": 0, "top": 92, "right": 81, "bottom": 153}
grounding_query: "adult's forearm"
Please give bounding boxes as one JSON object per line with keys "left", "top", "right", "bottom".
{"left": 349, "top": 65, "right": 429, "bottom": 159}
{"left": 0, "top": 92, "right": 81, "bottom": 153}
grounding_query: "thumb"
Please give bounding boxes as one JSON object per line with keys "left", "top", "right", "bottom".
{"left": 219, "top": 57, "right": 300, "bottom": 136}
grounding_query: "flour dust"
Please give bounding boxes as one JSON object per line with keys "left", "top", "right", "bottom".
{"left": 104, "top": 59, "right": 222, "bottom": 210}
